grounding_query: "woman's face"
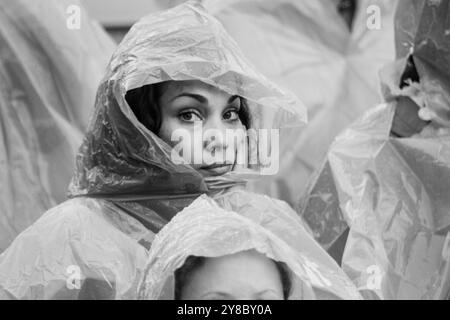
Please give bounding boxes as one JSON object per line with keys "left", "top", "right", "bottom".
{"left": 157, "top": 80, "right": 246, "bottom": 177}
{"left": 180, "top": 250, "right": 285, "bottom": 300}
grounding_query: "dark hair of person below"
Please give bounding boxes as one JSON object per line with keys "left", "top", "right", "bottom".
{"left": 173, "top": 255, "right": 292, "bottom": 300}
{"left": 125, "top": 82, "right": 252, "bottom": 134}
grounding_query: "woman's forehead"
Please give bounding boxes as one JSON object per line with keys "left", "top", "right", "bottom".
{"left": 202, "top": 250, "right": 279, "bottom": 276}
{"left": 159, "top": 80, "right": 234, "bottom": 100}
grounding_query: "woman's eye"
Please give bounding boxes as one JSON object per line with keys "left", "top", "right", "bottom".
{"left": 179, "top": 111, "right": 202, "bottom": 122}
{"left": 223, "top": 109, "right": 239, "bottom": 121}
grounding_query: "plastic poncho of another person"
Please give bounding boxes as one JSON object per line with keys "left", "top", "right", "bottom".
{"left": 0, "top": 0, "right": 115, "bottom": 252}
{"left": 138, "top": 195, "right": 361, "bottom": 300}
{"left": 0, "top": 1, "right": 347, "bottom": 300}
{"left": 299, "top": 0, "right": 450, "bottom": 300}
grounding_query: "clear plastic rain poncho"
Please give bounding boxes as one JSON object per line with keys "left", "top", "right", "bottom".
{"left": 0, "top": 0, "right": 115, "bottom": 252}
{"left": 0, "top": 1, "right": 311, "bottom": 299}
{"left": 299, "top": 0, "right": 450, "bottom": 300}
{"left": 96, "top": 0, "right": 398, "bottom": 206}
{"left": 138, "top": 195, "right": 361, "bottom": 300}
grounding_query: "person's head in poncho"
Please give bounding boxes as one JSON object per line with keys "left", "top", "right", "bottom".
{"left": 125, "top": 80, "right": 252, "bottom": 178}
{"left": 137, "top": 195, "right": 361, "bottom": 300}
{"left": 173, "top": 250, "right": 292, "bottom": 300}
{"left": 68, "top": 0, "right": 306, "bottom": 201}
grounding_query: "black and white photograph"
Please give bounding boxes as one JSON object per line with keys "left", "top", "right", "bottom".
{"left": 0, "top": 0, "right": 449, "bottom": 307}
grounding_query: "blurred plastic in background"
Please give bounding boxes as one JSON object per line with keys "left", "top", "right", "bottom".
{"left": 0, "top": 0, "right": 115, "bottom": 252}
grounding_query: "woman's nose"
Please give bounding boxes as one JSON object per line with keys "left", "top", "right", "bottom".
{"left": 204, "top": 130, "right": 229, "bottom": 152}
{"left": 202, "top": 118, "right": 230, "bottom": 152}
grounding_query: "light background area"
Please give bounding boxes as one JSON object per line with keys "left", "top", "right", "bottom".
{"left": 82, "top": 0, "right": 181, "bottom": 42}
{"left": 81, "top": 0, "right": 183, "bottom": 27}
{"left": 83, "top": 0, "right": 158, "bottom": 26}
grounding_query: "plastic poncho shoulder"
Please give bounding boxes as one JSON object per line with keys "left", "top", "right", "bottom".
{"left": 138, "top": 195, "right": 361, "bottom": 300}
{"left": 0, "top": 197, "right": 150, "bottom": 299}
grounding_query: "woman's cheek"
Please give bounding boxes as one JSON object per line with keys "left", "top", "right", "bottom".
{"left": 158, "top": 118, "right": 182, "bottom": 147}
{"left": 160, "top": 121, "right": 199, "bottom": 165}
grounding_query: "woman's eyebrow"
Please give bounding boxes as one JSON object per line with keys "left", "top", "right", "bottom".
{"left": 171, "top": 93, "right": 208, "bottom": 103}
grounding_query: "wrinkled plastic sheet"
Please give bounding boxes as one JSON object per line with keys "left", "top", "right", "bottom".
{"left": 0, "top": 197, "right": 151, "bottom": 299}
{"left": 299, "top": 0, "right": 450, "bottom": 300}
{"left": 0, "top": 186, "right": 357, "bottom": 300}
{"left": 299, "top": 102, "right": 450, "bottom": 299}
{"left": 390, "top": 0, "right": 450, "bottom": 127}
{"left": 0, "top": 0, "right": 115, "bottom": 252}
{"left": 138, "top": 195, "right": 362, "bottom": 300}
